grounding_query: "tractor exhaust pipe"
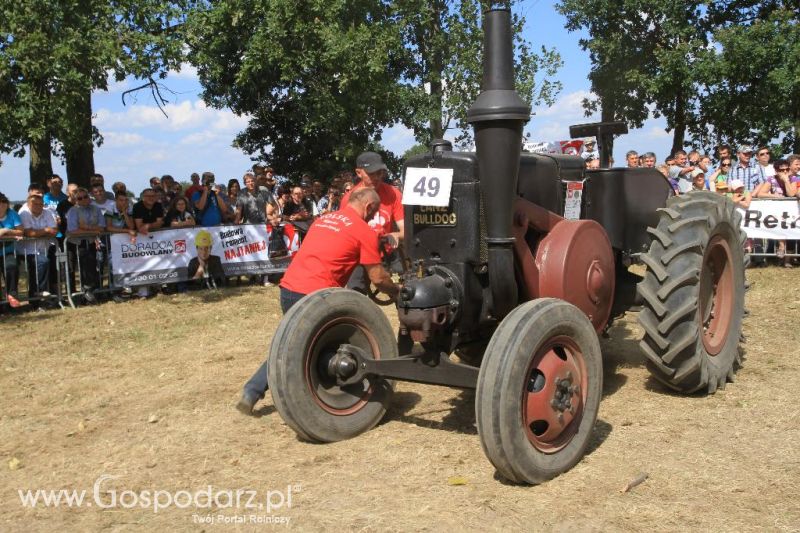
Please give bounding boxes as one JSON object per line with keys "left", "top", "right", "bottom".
{"left": 467, "top": 7, "right": 530, "bottom": 319}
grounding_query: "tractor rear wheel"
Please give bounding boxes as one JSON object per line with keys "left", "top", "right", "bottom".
{"left": 267, "top": 288, "right": 397, "bottom": 442}
{"left": 637, "top": 191, "right": 746, "bottom": 394}
{"left": 476, "top": 299, "right": 603, "bottom": 484}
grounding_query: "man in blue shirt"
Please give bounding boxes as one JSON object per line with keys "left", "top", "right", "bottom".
{"left": 43, "top": 175, "right": 68, "bottom": 211}
{"left": 191, "top": 172, "right": 229, "bottom": 226}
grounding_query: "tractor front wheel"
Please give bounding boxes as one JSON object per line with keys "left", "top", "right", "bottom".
{"left": 476, "top": 299, "right": 603, "bottom": 484}
{"left": 267, "top": 288, "right": 397, "bottom": 442}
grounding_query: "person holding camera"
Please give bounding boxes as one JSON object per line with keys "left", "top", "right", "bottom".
{"left": 191, "top": 171, "right": 229, "bottom": 227}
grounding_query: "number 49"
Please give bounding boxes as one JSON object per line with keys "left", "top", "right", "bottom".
{"left": 412, "top": 176, "right": 441, "bottom": 198}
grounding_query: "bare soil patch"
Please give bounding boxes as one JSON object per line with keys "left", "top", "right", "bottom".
{"left": 1, "top": 267, "right": 798, "bottom": 531}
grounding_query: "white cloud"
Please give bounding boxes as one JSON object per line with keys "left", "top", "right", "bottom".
{"left": 169, "top": 63, "right": 199, "bottom": 81}
{"left": 101, "top": 131, "right": 149, "bottom": 147}
{"left": 381, "top": 124, "right": 417, "bottom": 154}
{"left": 533, "top": 90, "right": 594, "bottom": 119}
{"left": 179, "top": 130, "right": 232, "bottom": 146}
{"left": 95, "top": 99, "right": 249, "bottom": 133}
{"left": 645, "top": 126, "right": 671, "bottom": 139}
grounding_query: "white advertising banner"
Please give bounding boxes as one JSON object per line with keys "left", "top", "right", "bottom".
{"left": 109, "top": 224, "right": 298, "bottom": 287}
{"left": 738, "top": 199, "right": 800, "bottom": 240}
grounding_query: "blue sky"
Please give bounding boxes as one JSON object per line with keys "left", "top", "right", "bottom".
{"left": 0, "top": 2, "right": 673, "bottom": 201}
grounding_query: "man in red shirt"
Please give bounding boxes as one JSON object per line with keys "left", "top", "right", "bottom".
{"left": 237, "top": 187, "right": 399, "bottom": 415}
{"left": 340, "top": 151, "right": 404, "bottom": 291}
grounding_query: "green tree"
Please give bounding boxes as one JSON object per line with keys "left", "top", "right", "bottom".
{"left": 0, "top": 0, "right": 190, "bottom": 186}
{"left": 396, "top": 0, "right": 561, "bottom": 147}
{"left": 187, "top": 1, "right": 561, "bottom": 176}
{"left": 558, "top": 0, "right": 708, "bottom": 155}
{"left": 693, "top": 4, "right": 800, "bottom": 154}
{"left": 186, "top": 0, "right": 409, "bottom": 180}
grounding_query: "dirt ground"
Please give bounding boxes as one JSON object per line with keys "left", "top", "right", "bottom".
{"left": 1, "top": 267, "right": 799, "bottom": 532}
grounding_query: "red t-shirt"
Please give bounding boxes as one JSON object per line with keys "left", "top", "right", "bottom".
{"left": 339, "top": 181, "right": 404, "bottom": 236}
{"left": 185, "top": 184, "right": 203, "bottom": 200}
{"left": 281, "top": 206, "right": 382, "bottom": 294}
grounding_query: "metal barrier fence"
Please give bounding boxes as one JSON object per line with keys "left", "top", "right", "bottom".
{"left": 62, "top": 234, "right": 121, "bottom": 308}
{"left": 1, "top": 236, "right": 64, "bottom": 310}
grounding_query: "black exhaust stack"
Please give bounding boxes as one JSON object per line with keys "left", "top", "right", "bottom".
{"left": 466, "top": 8, "right": 530, "bottom": 319}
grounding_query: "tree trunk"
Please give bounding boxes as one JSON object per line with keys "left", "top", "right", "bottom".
{"left": 600, "top": 96, "right": 616, "bottom": 166}
{"left": 670, "top": 89, "right": 686, "bottom": 155}
{"left": 64, "top": 89, "right": 95, "bottom": 187}
{"left": 28, "top": 134, "right": 53, "bottom": 187}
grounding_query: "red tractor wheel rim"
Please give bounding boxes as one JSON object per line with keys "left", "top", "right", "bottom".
{"left": 522, "top": 336, "right": 588, "bottom": 453}
{"left": 304, "top": 317, "right": 379, "bottom": 415}
{"left": 699, "top": 235, "right": 734, "bottom": 356}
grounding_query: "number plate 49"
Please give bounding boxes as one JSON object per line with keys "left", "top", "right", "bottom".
{"left": 402, "top": 167, "right": 454, "bottom": 207}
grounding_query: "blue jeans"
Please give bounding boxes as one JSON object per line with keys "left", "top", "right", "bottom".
{"left": 25, "top": 254, "right": 49, "bottom": 298}
{"left": 243, "top": 287, "right": 305, "bottom": 399}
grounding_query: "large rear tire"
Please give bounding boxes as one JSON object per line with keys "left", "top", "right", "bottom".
{"left": 636, "top": 191, "right": 746, "bottom": 394}
{"left": 476, "top": 299, "right": 603, "bottom": 484}
{"left": 268, "top": 288, "right": 397, "bottom": 442}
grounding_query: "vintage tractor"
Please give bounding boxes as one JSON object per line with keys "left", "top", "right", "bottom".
{"left": 267, "top": 8, "right": 746, "bottom": 484}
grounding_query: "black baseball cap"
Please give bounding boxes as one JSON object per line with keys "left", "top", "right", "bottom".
{"left": 356, "top": 151, "right": 387, "bottom": 173}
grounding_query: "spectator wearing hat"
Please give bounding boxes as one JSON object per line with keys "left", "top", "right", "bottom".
{"left": 580, "top": 138, "right": 599, "bottom": 161}
{"left": 730, "top": 145, "right": 763, "bottom": 192}
{"left": 188, "top": 230, "right": 226, "bottom": 286}
{"left": 0, "top": 192, "right": 23, "bottom": 308}
{"left": 690, "top": 169, "right": 708, "bottom": 191}
{"left": 728, "top": 179, "right": 751, "bottom": 209}
{"left": 340, "top": 151, "right": 405, "bottom": 292}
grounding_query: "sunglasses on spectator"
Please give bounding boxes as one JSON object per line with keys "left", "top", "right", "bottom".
{"left": 776, "top": 167, "right": 789, "bottom": 172}
{"left": 721, "top": 163, "right": 731, "bottom": 167}
{"left": 76, "top": 195, "right": 89, "bottom": 200}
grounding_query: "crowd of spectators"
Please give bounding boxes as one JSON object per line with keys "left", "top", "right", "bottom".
{"left": 1, "top": 143, "right": 798, "bottom": 311}
{"left": 0, "top": 164, "right": 403, "bottom": 309}
{"left": 581, "top": 141, "right": 800, "bottom": 267}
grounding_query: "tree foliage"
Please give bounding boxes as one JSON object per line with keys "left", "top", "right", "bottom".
{"left": 0, "top": 0, "right": 190, "bottom": 184}
{"left": 187, "top": 0, "right": 562, "bottom": 177}
{"left": 558, "top": 0, "right": 799, "bottom": 156}
{"left": 186, "top": 0, "right": 409, "bottom": 180}
{"left": 557, "top": 0, "right": 708, "bottom": 154}
{"left": 693, "top": 3, "right": 800, "bottom": 154}
{"left": 395, "top": 0, "right": 561, "bottom": 147}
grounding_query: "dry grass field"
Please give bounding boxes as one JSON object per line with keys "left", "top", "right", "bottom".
{"left": 1, "top": 267, "right": 799, "bottom": 532}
